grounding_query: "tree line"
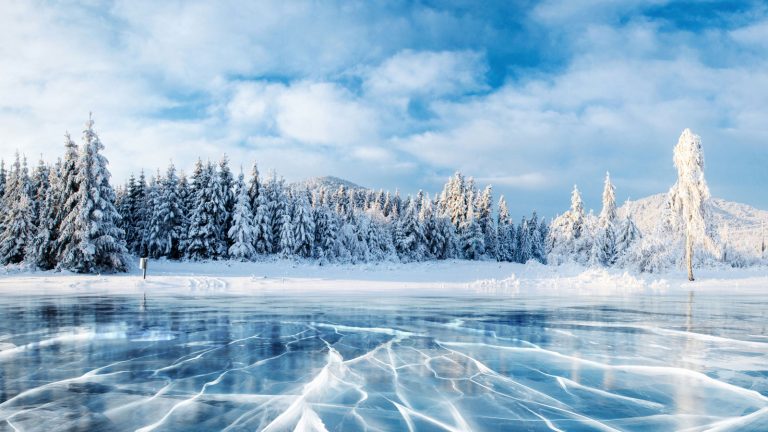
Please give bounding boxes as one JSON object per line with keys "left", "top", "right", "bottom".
{"left": 3, "top": 119, "right": 726, "bottom": 276}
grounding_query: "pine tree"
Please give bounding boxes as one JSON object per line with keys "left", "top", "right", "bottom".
{"left": 293, "top": 194, "right": 315, "bottom": 258}
{"left": 253, "top": 191, "right": 273, "bottom": 255}
{"left": 460, "top": 205, "right": 484, "bottom": 260}
{"left": 590, "top": 172, "right": 618, "bottom": 266}
{"left": 147, "top": 164, "right": 184, "bottom": 258}
{"left": 176, "top": 172, "right": 191, "bottom": 255}
{"left": 144, "top": 172, "right": 162, "bottom": 258}
{"left": 27, "top": 162, "right": 59, "bottom": 269}
{"left": 53, "top": 133, "right": 80, "bottom": 261}
{"left": 228, "top": 173, "right": 257, "bottom": 261}
{"left": 58, "top": 116, "right": 127, "bottom": 273}
{"left": 29, "top": 158, "right": 50, "bottom": 229}
{"left": 186, "top": 160, "right": 217, "bottom": 260}
{"left": 477, "top": 185, "right": 495, "bottom": 258}
{"left": 218, "top": 155, "right": 235, "bottom": 246}
{"left": 615, "top": 215, "right": 640, "bottom": 260}
{"left": 547, "top": 185, "right": 590, "bottom": 265}
{"left": 496, "top": 196, "right": 514, "bottom": 262}
{"left": 516, "top": 217, "right": 532, "bottom": 263}
{"left": 0, "top": 153, "right": 34, "bottom": 265}
{"left": 247, "top": 161, "right": 261, "bottom": 215}
{"left": 312, "top": 203, "right": 338, "bottom": 263}
{"left": 277, "top": 197, "right": 295, "bottom": 258}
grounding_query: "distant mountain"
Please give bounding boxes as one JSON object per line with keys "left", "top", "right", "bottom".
{"left": 619, "top": 193, "right": 767, "bottom": 256}
{"left": 293, "top": 176, "right": 368, "bottom": 192}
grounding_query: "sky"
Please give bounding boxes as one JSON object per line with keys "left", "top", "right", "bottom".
{"left": 1, "top": 0, "right": 767, "bottom": 217}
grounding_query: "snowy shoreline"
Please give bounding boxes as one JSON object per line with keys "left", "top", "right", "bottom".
{"left": 0, "top": 259, "right": 765, "bottom": 297}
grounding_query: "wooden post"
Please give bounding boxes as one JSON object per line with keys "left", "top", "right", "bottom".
{"left": 139, "top": 257, "right": 148, "bottom": 280}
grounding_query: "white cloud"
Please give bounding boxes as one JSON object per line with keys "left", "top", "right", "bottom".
{"left": 364, "top": 50, "right": 487, "bottom": 99}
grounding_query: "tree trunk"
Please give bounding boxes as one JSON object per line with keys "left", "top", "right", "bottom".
{"left": 686, "top": 232, "right": 694, "bottom": 282}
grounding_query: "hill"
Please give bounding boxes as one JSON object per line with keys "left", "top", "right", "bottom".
{"left": 619, "top": 194, "right": 767, "bottom": 258}
{"left": 293, "top": 176, "right": 367, "bottom": 192}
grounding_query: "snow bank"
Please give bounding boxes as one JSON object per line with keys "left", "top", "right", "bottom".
{"left": 0, "top": 259, "right": 765, "bottom": 297}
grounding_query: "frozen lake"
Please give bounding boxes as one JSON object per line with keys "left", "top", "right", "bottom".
{"left": 0, "top": 291, "right": 767, "bottom": 431}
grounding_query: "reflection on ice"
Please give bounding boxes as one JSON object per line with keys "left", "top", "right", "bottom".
{"left": 0, "top": 292, "right": 766, "bottom": 431}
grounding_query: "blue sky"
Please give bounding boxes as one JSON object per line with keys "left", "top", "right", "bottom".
{"left": 1, "top": 0, "right": 766, "bottom": 217}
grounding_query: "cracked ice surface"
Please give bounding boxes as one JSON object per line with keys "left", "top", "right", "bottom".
{"left": 0, "top": 292, "right": 767, "bottom": 431}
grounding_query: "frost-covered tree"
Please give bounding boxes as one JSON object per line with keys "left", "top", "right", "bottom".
{"left": 176, "top": 172, "right": 191, "bottom": 254}
{"left": 477, "top": 185, "right": 495, "bottom": 259}
{"left": 590, "top": 173, "right": 618, "bottom": 266}
{"left": 312, "top": 203, "right": 339, "bottom": 263}
{"left": 277, "top": 197, "right": 295, "bottom": 258}
{"left": 394, "top": 197, "right": 426, "bottom": 262}
{"left": 667, "top": 129, "right": 716, "bottom": 281}
{"left": 0, "top": 153, "right": 34, "bottom": 265}
{"left": 146, "top": 164, "right": 184, "bottom": 258}
{"left": 496, "top": 196, "right": 516, "bottom": 262}
{"left": 228, "top": 173, "right": 257, "bottom": 261}
{"left": 53, "top": 133, "right": 81, "bottom": 261}
{"left": 29, "top": 158, "right": 50, "bottom": 229}
{"left": 186, "top": 160, "right": 218, "bottom": 260}
{"left": 253, "top": 191, "right": 273, "bottom": 255}
{"left": 516, "top": 218, "right": 533, "bottom": 263}
{"left": 292, "top": 194, "right": 315, "bottom": 258}
{"left": 548, "top": 185, "right": 590, "bottom": 265}
{"left": 460, "top": 204, "right": 484, "bottom": 260}
{"left": 27, "top": 162, "right": 60, "bottom": 269}
{"left": 58, "top": 116, "right": 127, "bottom": 273}
{"left": 218, "top": 155, "right": 235, "bottom": 244}
{"left": 247, "top": 161, "right": 261, "bottom": 215}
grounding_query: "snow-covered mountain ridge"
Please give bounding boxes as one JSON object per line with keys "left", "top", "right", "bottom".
{"left": 619, "top": 193, "right": 767, "bottom": 256}
{"left": 292, "top": 176, "right": 367, "bottom": 192}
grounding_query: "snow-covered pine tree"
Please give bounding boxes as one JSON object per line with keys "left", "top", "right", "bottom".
{"left": 615, "top": 214, "right": 640, "bottom": 260}
{"left": 0, "top": 153, "right": 34, "bottom": 265}
{"left": 363, "top": 209, "right": 396, "bottom": 261}
{"left": 247, "top": 161, "right": 261, "bottom": 215}
{"left": 495, "top": 196, "right": 515, "bottom": 262}
{"left": 29, "top": 158, "right": 50, "bottom": 229}
{"left": 58, "top": 116, "right": 127, "bottom": 273}
{"left": 419, "top": 196, "right": 438, "bottom": 260}
{"left": 383, "top": 191, "right": 393, "bottom": 218}
{"left": 53, "top": 133, "right": 80, "bottom": 261}
{"left": 277, "top": 195, "right": 296, "bottom": 258}
{"left": 176, "top": 171, "right": 191, "bottom": 255}
{"left": 253, "top": 191, "right": 273, "bottom": 255}
{"left": 264, "top": 172, "right": 287, "bottom": 252}
{"left": 186, "top": 160, "right": 218, "bottom": 260}
{"left": 394, "top": 197, "right": 427, "bottom": 262}
{"left": 0, "top": 160, "right": 5, "bottom": 204}
{"left": 124, "top": 170, "right": 150, "bottom": 256}
{"left": 547, "top": 185, "right": 590, "bottom": 265}
{"left": 477, "top": 185, "right": 495, "bottom": 259}
{"left": 312, "top": 203, "right": 338, "bottom": 263}
{"left": 537, "top": 217, "right": 549, "bottom": 264}
{"left": 147, "top": 164, "right": 185, "bottom": 258}
{"left": 227, "top": 173, "right": 257, "bottom": 261}
{"left": 590, "top": 172, "right": 618, "bottom": 266}
{"left": 460, "top": 204, "right": 484, "bottom": 260}
{"left": 667, "top": 129, "right": 717, "bottom": 281}
{"left": 210, "top": 161, "right": 230, "bottom": 258}
{"left": 292, "top": 194, "right": 315, "bottom": 258}
{"left": 26, "top": 161, "right": 60, "bottom": 269}
{"left": 529, "top": 211, "right": 545, "bottom": 264}
{"left": 218, "top": 155, "right": 235, "bottom": 247}
{"left": 516, "top": 217, "right": 532, "bottom": 263}
{"left": 144, "top": 172, "right": 162, "bottom": 258}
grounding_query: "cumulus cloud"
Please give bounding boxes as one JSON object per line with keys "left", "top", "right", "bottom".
{"left": 0, "top": 0, "right": 766, "bottom": 216}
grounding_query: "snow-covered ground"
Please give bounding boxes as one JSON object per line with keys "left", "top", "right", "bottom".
{"left": 0, "top": 259, "right": 765, "bottom": 297}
